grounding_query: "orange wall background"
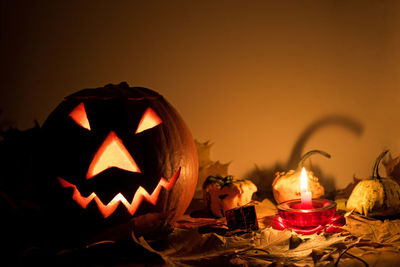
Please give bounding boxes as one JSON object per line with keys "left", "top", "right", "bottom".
{"left": 1, "top": 0, "right": 399, "bottom": 190}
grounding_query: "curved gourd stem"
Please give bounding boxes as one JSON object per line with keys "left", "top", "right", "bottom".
{"left": 297, "top": 150, "right": 331, "bottom": 170}
{"left": 372, "top": 150, "right": 389, "bottom": 179}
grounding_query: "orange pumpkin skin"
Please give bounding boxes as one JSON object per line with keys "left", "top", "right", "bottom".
{"left": 38, "top": 82, "right": 198, "bottom": 240}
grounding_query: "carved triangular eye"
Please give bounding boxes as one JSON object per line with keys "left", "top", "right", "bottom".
{"left": 135, "top": 108, "right": 162, "bottom": 134}
{"left": 69, "top": 103, "right": 91, "bottom": 130}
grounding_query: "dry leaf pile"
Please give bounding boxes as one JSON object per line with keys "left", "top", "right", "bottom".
{"left": 124, "top": 198, "right": 400, "bottom": 267}
{"left": 175, "top": 144, "right": 400, "bottom": 266}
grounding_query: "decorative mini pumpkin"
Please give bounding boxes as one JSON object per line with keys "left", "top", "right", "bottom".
{"left": 346, "top": 150, "right": 400, "bottom": 217}
{"left": 203, "top": 175, "right": 257, "bottom": 218}
{"left": 39, "top": 82, "right": 198, "bottom": 238}
{"left": 272, "top": 150, "right": 330, "bottom": 204}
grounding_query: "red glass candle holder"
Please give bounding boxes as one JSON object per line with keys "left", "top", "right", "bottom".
{"left": 277, "top": 199, "right": 336, "bottom": 230}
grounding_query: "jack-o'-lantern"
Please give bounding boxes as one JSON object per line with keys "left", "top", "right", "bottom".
{"left": 346, "top": 150, "right": 400, "bottom": 217}
{"left": 272, "top": 150, "right": 330, "bottom": 204}
{"left": 38, "top": 82, "right": 198, "bottom": 239}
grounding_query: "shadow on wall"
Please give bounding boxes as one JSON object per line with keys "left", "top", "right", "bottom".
{"left": 245, "top": 114, "right": 363, "bottom": 203}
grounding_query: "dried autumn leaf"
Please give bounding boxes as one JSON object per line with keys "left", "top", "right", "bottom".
{"left": 382, "top": 151, "right": 400, "bottom": 185}
{"left": 195, "top": 140, "right": 213, "bottom": 167}
{"left": 194, "top": 140, "right": 231, "bottom": 199}
{"left": 343, "top": 213, "right": 400, "bottom": 244}
{"left": 334, "top": 176, "right": 362, "bottom": 200}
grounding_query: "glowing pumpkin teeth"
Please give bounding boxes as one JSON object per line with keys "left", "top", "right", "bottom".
{"left": 57, "top": 167, "right": 181, "bottom": 218}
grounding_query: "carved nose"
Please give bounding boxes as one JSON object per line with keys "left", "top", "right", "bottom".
{"left": 86, "top": 131, "right": 141, "bottom": 179}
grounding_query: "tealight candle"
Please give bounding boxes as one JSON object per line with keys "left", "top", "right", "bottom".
{"left": 274, "top": 152, "right": 339, "bottom": 234}
{"left": 300, "top": 167, "right": 312, "bottom": 209}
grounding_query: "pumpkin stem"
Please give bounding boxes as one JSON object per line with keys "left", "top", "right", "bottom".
{"left": 297, "top": 150, "right": 331, "bottom": 170}
{"left": 373, "top": 150, "right": 389, "bottom": 179}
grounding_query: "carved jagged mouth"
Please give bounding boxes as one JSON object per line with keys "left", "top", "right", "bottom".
{"left": 57, "top": 168, "right": 181, "bottom": 218}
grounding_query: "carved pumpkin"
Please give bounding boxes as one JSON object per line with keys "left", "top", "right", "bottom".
{"left": 346, "top": 150, "right": 400, "bottom": 217}
{"left": 39, "top": 82, "right": 198, "bottom": 238}
{"left": 272, "top": 150, "right": 330, "bottom": 204}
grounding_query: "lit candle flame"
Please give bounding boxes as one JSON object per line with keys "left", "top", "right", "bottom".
{"left": 300, "top": 167, "right": 312, "bottom": 209}
{"left": 300, "top": 167, "right": 308, "bottom": 192}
